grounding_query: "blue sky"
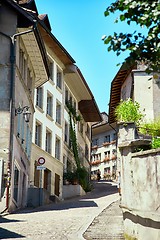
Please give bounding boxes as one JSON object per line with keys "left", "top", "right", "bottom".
{"left": 36, "top": 0, "right": 129, "bottom": 113}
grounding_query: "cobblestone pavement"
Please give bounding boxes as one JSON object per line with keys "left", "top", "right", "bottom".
{"left": 83, "top": 200, "right": 124, "bottom": 240}
{"left": 0, "top": 181, "right": 122, "bottom": 240}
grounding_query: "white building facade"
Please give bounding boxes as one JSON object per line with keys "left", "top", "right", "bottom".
{"left": 91, "top": 113, "right": 117, "bottom": 180}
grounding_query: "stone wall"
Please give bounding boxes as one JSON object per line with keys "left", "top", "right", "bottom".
{"left": 118, "top": 123, "right": 160, "bottom": 240}
{"left": 62, "top": 184, "right": 86, "bottom": 200}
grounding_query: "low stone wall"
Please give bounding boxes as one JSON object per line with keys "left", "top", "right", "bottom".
{"left": 62, "top": 184, "right": 86, "bottom": 199}
{"left": 121, "top": 148, "right": 160, "bottom": 240}
{"left": 118, "top": 122, "right": 160, "bottom": 239}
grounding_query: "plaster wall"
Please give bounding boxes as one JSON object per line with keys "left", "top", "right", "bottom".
{"left": 152, "top": 75, "right": 160, "bottom": 119}
{"left": 133, "top": 71, "right": 154, "bottom": 121}
{"left": 118, "top": 123, "right": 160, "bottom": 239}
{"left": 122, "top": 149, "right": 160, "bottom": 240}
{"left": 32, "top": 81, "right": 63, "bottom": 152}
{"left": 0, "top": 5, "right": 17, "bottom": 164}
{"left": 30, "top": 144, "right": 63, "bottom": 199}
{"left": 31, "top": 52, "right": 65, "bottom": 202}
{"left": 0, "top": 5, "right": 17, "bottom": 110}
{"left": 121, "top": 73, "right": 132, "bottom": 100}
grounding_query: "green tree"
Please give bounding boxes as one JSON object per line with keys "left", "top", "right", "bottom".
{"left": 103, "top": 0, "right": 160, "bottom": 73}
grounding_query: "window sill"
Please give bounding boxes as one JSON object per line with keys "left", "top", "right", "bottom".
{"left": 49, "top": 79, "right": 55, "bottom": 85}
{"left": 35, "top": 105, "right": 44, "bottom": 113}
{"left": 55, "top": 121, "right": 62, "bottom": 129}
{"left": 46, "top": 114, "right": 54, "bottom": 122}
{"left": 56, "top": 86, "right": 63, "bottom": 93}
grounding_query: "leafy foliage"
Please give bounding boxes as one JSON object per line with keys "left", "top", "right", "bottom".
{"left": 66, "top": 101, "right": 81, "bottom": 169}
{"left": 66, "top": 101, "right": 92, "bottom": 191}
{"left": 103, "top": 0, "right": 160, "bottom": 72}
{"left": 139, "top": 118, "right": 160, "bottom": 136}
{"left": 115, "top": 98, "right": 144, "bottom": 124}
{"left": 139, "top": 118, "right": 160, "bottom": 149}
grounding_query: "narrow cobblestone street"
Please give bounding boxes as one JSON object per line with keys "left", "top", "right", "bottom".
{"left": 0, "top": 181, "right": 123, "bottom": 240}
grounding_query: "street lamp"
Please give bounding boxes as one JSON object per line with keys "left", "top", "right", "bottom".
{"left": 15, "top": 106, "right": 31, "bottom": 123}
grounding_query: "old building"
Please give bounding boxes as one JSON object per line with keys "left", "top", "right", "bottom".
{"left": 19, "top": 1, "right": 102, "bottom": 205}
{"left": 109, "top": 63, "right": 160, "bottom": 239}
{"left": 0, "top": 0, "right": 101, "bottom": 211}
{"left": 0, "top": 0, "right": 49, "bottom": 212}
{"left": 91, "top": 112, "right": 117, "bottom": 180}
{"left": 109, "top": 63, "right": 160, "bottom": 124}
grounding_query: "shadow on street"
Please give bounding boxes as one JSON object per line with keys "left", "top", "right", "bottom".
{"left": 9, "top": 181, "right": 118, "bottom": 214}
{"left": 0, "top": 227, "right": 25, "bottom": 239}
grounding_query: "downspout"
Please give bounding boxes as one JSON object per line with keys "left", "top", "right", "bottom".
{"left": 0, "top": 21, "right": 37, "bottom": 211}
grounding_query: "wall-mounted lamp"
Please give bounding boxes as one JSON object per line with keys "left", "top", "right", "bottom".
{"left": 15, "top": 106, "right": 31, "bottom": 123}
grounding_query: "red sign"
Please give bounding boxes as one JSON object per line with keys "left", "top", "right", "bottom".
{"left": 38, "top": 157, "right": 45, "bottom": 165}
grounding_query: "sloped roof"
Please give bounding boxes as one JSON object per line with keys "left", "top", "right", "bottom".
{"left": 64, "top": 65, "right": 102, "bottom": 122}
{"left": 109, "top": 64, "right": 134, "bottom": 123}
{"left": 3, "top": 0, "right": 50, "bottom": 85}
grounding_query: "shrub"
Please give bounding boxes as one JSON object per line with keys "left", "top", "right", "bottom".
{"left": 115, "top": 98, "right": 144, "bottom": 124}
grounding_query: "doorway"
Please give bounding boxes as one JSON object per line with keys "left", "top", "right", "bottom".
{"left": 54, "top": 173, "right": 60, "bottom": 196}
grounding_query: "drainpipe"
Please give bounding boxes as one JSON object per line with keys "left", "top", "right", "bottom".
{"left": 0, "top": 21, "right": 37, "bottom": 211}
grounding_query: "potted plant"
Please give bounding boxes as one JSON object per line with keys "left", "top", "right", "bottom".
{"left": 63, "top": 171, "right": 78, "bottom": 185}
{"left": 115, "top": 98, "right": 144, "bottom": 124}
{"left": 115, "top": 98, "right": 144, "bottom": 141}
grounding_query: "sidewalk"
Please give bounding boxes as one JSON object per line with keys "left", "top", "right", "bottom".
{"left": 83, "top": 199, "right": 124, "bottom": 240}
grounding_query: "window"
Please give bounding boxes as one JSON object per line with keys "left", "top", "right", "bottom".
{"left": 27, "top": 68, "right": 32, "bottom": 94}
{"left": 65, "top": 87, "right": 69, "bottom": 105}
{"left": 21, "top": 115, "right": 25, "bottom": 147}
{"left": 17, "top": 113, "right": 21, "bottom": 138}
{"left": 26, "top": 125, "right": 31, "bottom": 159}
{"left": 57, "top": 67, "right": 62, "bottom": 89}
{"left": 49, "top": 59, "right": 54, "bottom": 81}
{"left": 69, "top": 126, "right": 72, "bottom": 148}
{"left": 85, "top": 144, "right": 89, "bottom": 159}
{"left": 92, "top": 153, "right": 101, "bottom": 161}
{"left": 19, "top": 49, "right": 27, "bottom": 81}
{"left": 35, "top": 122, "right": 42, "bottom": 147}
{"left": 67, "top": 158, "right": 72, "bottom": 172}
{"left": 56, "top": 101, "right": 61, "bottom": 125}
{"left": 69, "top": 95, "right": 73, "bottom": 106}
{"left": 36, "top": 87, "right": 43, "bottom": 109}
{"left": 92, "top": 138, "right": 99, "bottom": 146}
{"left": 55, "top": 137, "right": 61, "bottom": 160}
{"left": 46, "top": 92, "right": 53, "bottom": 117}
{"left": 104, "top": 135, "right": 110, "bottom": 143}
{"left": 113, "top": 133, "right": 117, "bottom": 141}
{"left": 13, "top": 165, "right": 19, "bottom": 202}
{"left": 73, "top": 100, "right": 76, "bottom": 111}
{"left": 104, "top": 151, "right": 110, "bottom": 158}
{"left": 79, "top": 121, "right": 83, "bottom": 135}
{"left": 86, "top": 124, "right": 90, "bottom": 137}
{"left": 45, "top": 129, "right": 52, "bottom": 154}
{"left": 64, "top": 121, "right": 69, "bottom": 143}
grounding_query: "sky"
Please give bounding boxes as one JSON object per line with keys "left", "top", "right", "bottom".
{"left": 35, "top": 0, "right": 129, "bottom": 113}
